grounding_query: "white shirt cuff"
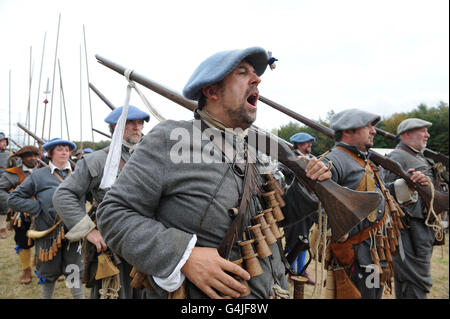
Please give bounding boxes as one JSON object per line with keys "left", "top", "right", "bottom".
{"left": 153, "top": 234, "right": 197, "bottom": 292}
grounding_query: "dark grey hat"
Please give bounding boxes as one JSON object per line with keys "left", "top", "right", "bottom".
{"left": 330, "top": 109, "right": 381, "bottom": 131}
{"left": 182, "top": 47, "right": 271, "bottom": 101}
{"left": 397, "top": 118, "right": 432, "bottom": 135}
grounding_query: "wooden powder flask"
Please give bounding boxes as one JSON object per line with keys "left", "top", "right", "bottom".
{"left": 57, "top": 229, "right": 62, "bottom": 248}
{"left": 48, "top": 247, "right": 54, "bottom": 261}
{"left": 383, "top": 237, "right": 393, "bottom": 263}
{"left": 238, "top": 240, "right": 264, "bottom": 277}
{"left": 223, "top": 258, "right": 251, "bottom": 299}
{"left": 253, "top": 212, "right": 277, "bottom": 245}
{"left": 387, "top": 227, "right": 397, "bottom": 255}
{"left": 369, "top": 248, "right": 383, "bottom": 275}
{"left": 376, "top": 234, "right": 386, "bottom": 261}
{"left": 262, "top": 191, "right": 285, "bottom": 222}
{"left": 52, "top": 240, "right": 58, "bottom": 257}
{"left": 261, "top": 173, "right": 286, "bottom": 208}
{"left": 248, "top": 224, "right": 272, "bottom": 259}
{"left": 292, "top": 275, "right": 308, "bottom": 299}
{"left": 39, "top": 248, "right": 44, "bottom": 262}
{"left": 263, "top": 209, "right": 283, "bottom": 239}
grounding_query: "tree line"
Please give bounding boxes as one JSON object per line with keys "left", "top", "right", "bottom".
{"left": 272, "top": 102, "right": 449, "bottom": 156}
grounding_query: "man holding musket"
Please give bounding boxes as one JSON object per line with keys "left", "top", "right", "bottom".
{"left": 96, "top": 47, "right": 331, "bottom": 299}
{"left": 323, "top": 109, "right": 429, "bottom": 299}
{"left": 52, "top": 105, "right": 150, "bottom": 299}
{"left": 0, "top": 145, "right": 40, "bottom": 283}
{"left": 382, "top": 118, "right": 444, "bottom": 299}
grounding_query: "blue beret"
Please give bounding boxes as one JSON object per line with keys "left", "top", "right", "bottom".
{"left": 43, "top": 138, "right": 77, "bottom": 152}
{"left": 83, "top": 148, "right": 94, "bottom": 153}
{"left": 290, "top": 132, "right": 316, "bottom": 144}
{"left": 104, "top": 105, "right": 150, "bottom": 125}
{"left": 331, "top": 109, "right": 380, "bottom": 131}
{"left": 183, "top": 47, "right": 270, "bottom": 101}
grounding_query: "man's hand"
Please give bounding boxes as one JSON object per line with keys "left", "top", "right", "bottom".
{"left": 304, "top": 157, "right": 332, "bottom": 181}
{"left": 85, "top": 228, "right": 107, "bottom": 253}
{"left": 408, "top": 168, "right": 430, "bottom": 186}
{"left": 181, "top": 247, "right": 250, "bottom": 299}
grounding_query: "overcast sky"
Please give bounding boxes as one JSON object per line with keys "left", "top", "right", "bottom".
{"left": 0, "top": 0, "right": 448, "bottom": 145}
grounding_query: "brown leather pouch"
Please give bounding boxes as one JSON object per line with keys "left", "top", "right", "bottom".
{"left": 330, "top": 242, "right": 355, "bottom": 268}
{"left": 334, "top": 268, "right": 361, "bottom": 299}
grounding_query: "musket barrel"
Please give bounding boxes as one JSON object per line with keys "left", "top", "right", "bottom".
{"left": 258, "top": 95, "right": 335, "bottom": 139}
{"left": 89, "top": 82, "right": 116, "bottom": 110}
{"left": 17, "top": 122, "right": 45, "bottom": 146}
{"left": 95, "top": 54, "right": 197, "bottom": 112}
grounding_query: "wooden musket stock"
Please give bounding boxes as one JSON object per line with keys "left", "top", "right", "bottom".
{"left": 95, "top": 55, "right": 383, "bottom": 242}
{"left": 368, "top": 150, "right": 449, "bottom": 214}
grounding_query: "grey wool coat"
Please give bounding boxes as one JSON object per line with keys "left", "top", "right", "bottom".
{"left": 0, "top": 170, "right": 22, "bottom": 215}
{"left": 96, "top": 119, "right": 292, "bottom": 299}
{"left": 382, "top": 141, "right": 435, "bottom": 298}
{"left": 324, "top": 142, "right": 388, "bottom": 299}
{"left": 7, "top": 166, "right": 83, "bottom": 282}
{"left": 52, "top": 145, "right": 144, "bottom": 299}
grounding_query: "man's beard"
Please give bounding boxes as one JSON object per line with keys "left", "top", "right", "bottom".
{"left": 222, "top": 89, "right": 256, "bottom": 129}
{"left": 126, "top": 132, "right": 141, "bottom": 145}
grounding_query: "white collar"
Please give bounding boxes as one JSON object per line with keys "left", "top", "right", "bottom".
{"left": 49, "top": 161, "right": 72, "bottom": 174}
{"left": 21, "top": 164, "right": 34, "bottom": 173}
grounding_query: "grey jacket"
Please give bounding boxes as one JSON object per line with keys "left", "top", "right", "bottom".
{"left": 324, "top": 142, "right": 387, "bottom": 266}
{"left": 382, "top": 141, "right": 434, "bottom": 220}
{"left": 97, "top": 119, "right": 290, "bottom": 299}
{"left": 8, "top": 166, "right": 69, "bottom": 231}
{"left": 0, "top": 170, "right": 22, "bottom": 215}
{"left": 0, "top": 150, "right": 11, "bottom": 175}
{"left": 52, "top": 146, "right": 132, "bottom": 240}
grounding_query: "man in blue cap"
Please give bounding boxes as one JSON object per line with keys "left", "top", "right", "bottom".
{"left": 382, "top": 118, "right": 443, "bottom": 299}
{"left": 283, "top": 132, "right": 317, "bottom": 284}
{"left": 96, "top": 47, "right": 331, "bottom": 299}
{"left": 52, "top": 105, "right": 150, "bottom": 299}
{"left": 322, "top": 109, "right": 428, "bottom": 299}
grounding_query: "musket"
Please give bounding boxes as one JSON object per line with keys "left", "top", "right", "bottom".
{"left": 95, "top": 54, "right": 383, "bottom": 241}
{"left": 258, "top": 96, "right": 449, "bottom": 214}
{"left": 17, "top": 123, "right": 44, "bottom": 147}
{"left": 92, "top": 128, "right": 111, "bottom": 139}
{"left": 368, "top": 151, "right": 448, "bottom": 214}
{"left": 374, "top": 126, "right": 449, "bottom": 172}
{"left": 89, "top": 82, "right": 116, "bottom": 110}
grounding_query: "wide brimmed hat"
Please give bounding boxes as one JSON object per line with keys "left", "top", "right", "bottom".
{"left": 15, "top": 145, "right": 40, "bottom": 157}
{"left": 182, "top": 47, "right": 271, "bottom": 101}
{"left": 331, "top": 109, "right": 380, "bottom": 131}
{"left": 290, "top": 132, "right": 316, "bottom": 144}
{"left": 43, "top": 138, "right": 77, "bottom": 152}
{"left": 104, "top": 105, "right": 150, "bottom": 125}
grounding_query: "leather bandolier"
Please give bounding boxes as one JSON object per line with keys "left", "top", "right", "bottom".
{"left": 327, "top": 146, "right": 406, "bottom": 297}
